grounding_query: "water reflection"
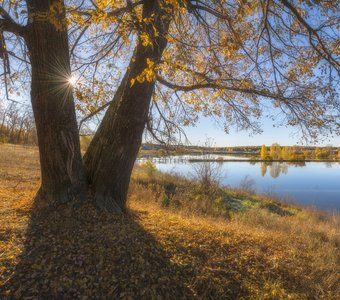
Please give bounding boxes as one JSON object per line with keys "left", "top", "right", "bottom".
{"left": 138, "top": 155, "right": 310, "bottom": 180}
{"left": 325, "top": 162, "right": 333, "bottom": 168}
{"left": 138, "top": 154, "right": 248, "bottom": 164}
{"left": 260, "top": 163, "right": 267, "bottom": 177}
{"left": 136, "top": 155, "right": 340, "bottom": 211}
{"left": 259, "top": 162, "right": 299, "bottom": 178}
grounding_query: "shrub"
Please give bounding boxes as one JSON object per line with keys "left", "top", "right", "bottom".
{"left": 190, "top": 161, "right": 223, "bottom": 193}
{"left": 141, "top": 160, "right": 157, "bottom": 178}
{"left": 160, "top": 191, "right": 170, "bottom": 207}
{"left": 213, "top": 196, "right": 229, "bottom": 217}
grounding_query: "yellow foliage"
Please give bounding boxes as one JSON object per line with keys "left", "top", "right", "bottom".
{"left": 131, "top": 58, "right": 156, "bottom": 87}
{"left": 260, "top": 144, "right": 267, "bottom": 159}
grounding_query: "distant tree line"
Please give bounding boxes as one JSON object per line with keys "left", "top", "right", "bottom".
{"left": 261, "top": 144, "right": 340, "bottom": 161}
{"left": 0, "top": 104, "right": 37, "bottom": 145}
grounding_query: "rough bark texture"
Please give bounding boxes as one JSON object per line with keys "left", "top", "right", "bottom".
{"left": 84, "top": 0, "right": 170, "bottom": 212}
{"left": 24, "top": 0, "right": 87, "bottom": 203}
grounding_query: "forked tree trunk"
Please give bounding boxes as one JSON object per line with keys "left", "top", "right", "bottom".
{"left": 84, "top": 0, "right": 169, "bottom": 212}
{"left": 24, "top": 0, "right": 87, "bottom": 203}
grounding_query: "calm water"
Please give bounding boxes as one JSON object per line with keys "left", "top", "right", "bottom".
{"left": 138, "top": 155, "right": 340, "bottom": 211}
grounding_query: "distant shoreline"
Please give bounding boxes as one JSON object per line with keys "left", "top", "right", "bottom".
{"left": 187, "top": 159, "right": 340, "bottom": 163}
{"left": 138, "top": 152, "right": 340, "bottom": 163}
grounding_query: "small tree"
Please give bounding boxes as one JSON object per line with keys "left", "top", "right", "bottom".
{"left": 141, "top": 160, "right": 157, "bottom": 178}
{"left": 270, "top": 144, "right": 281, "bottom": 160}
{"left": 260, "top": 144, "right": 267, "bottom": 159}
{"left": 191, "top": 161, "right": 223, "bottom": 193}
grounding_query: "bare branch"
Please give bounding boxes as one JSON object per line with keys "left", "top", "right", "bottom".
{"left": 156, "top": 75, "right": 291, "bottom": 101}
{"left": 0, "top": 7, "right": 25, "bottom": 36}
{"left": 279, "top": 0, "right": 339, "bottom": 72}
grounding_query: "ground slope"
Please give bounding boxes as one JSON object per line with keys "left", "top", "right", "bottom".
{"left": 0, "top": 144, "right": 339, "bottom": 299}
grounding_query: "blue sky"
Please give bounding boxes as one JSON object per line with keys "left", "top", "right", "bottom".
{"left": 184, "top": 116, "right": 340, "bottom": 147}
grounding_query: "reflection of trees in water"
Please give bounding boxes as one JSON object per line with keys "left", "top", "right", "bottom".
{"left": 139, "top": 157, "right": 310, "bottom": 181}
{"left": 281, "top": 164, "right": 288, "bottom": 175}
{"left": 260, "top": 163, "right": 267, "bottom": 177}
{"left": 291, "top": 162, "right": 306, "bottom": 167}
{"left": 259, "top": 162, "right": 305, "bottom": 178}
{"left": 269, "top": 163, "right": 281, "bottom": 178}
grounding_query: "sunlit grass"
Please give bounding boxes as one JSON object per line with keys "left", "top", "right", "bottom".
{"left": 0, "top": 144, "right": 339, "bottom": 298}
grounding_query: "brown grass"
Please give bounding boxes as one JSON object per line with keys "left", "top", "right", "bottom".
{"left": 0, "top": 144, "right": 339, "bottom": 299}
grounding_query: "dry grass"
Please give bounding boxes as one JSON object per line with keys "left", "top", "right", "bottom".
{"left": 0, "top": 144, "right": 40, "bottom": 288}
{"left": 0, "top": 144, "right": 339, "bottom": 299}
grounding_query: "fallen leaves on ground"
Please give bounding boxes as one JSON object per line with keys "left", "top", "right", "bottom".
{"left": 0, "top": 144, "right": 339, "bottom": 299}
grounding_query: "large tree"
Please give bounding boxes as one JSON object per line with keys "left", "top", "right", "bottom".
{"left": 83, "top": 0, "right": 171, "bottom": 212}
{"left": 0, "top": 0, "right": 87, "bottom": 203}
{"left": 75, "top": 0, "right": 339, "bottom": 212}
{"left": 1, "top": 0, "right": 339, "bottom": 212}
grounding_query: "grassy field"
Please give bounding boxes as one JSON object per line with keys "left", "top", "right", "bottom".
{"left": 0, "top": 144, "right": 339, "bottom": 299}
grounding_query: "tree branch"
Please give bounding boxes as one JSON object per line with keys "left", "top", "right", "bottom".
{"left": 156, "top": 75, "right": 289, "bottom": 101}
{"left": 0, "top": 7, "right": 25, "bottom": 36}
{"left": 279, "top": 0, "right": 339, "bottom": 71}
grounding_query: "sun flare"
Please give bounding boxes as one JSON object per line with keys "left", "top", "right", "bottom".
{"left": 68, "top": 76, "right": 77, "bottom": 86}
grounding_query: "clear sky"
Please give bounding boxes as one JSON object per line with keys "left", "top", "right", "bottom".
{"left": 183, "top": 115, "right": 340, "bottom": 147}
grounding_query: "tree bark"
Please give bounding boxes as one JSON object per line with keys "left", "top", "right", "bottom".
{"left": 84, "top": 0, "right": 169, "bottom": 212}
{"left": 24, "top": 0, "right": 87, "bottom": 203}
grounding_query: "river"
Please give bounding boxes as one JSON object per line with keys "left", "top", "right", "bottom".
{"left": 137, "top": 155, "right": 340, "bottom": 212}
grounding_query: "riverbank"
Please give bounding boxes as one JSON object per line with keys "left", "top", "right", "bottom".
{"left": 187, "top": 158, "right": 340, "bottom": 163}
{"left": 138, "top": 150, "right": 340, "bottom": 163}
{"left": 138, "top": 144, "right": 340, "bottom": 162}
{"left": 0, "top": 144, "right": 339, "bottom": 298}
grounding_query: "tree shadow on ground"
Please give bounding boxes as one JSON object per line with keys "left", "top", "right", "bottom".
{"left": 0, "top": 196, "right": 194, "bottom": 299}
